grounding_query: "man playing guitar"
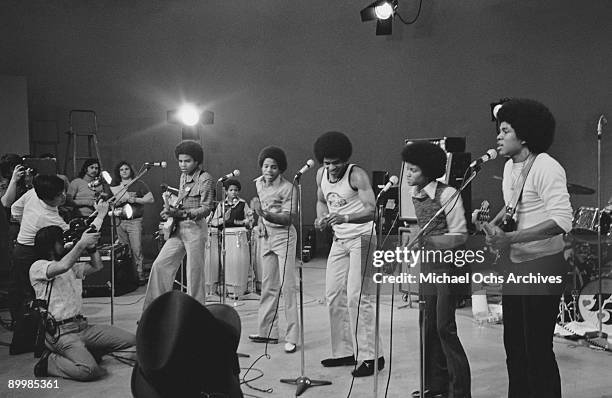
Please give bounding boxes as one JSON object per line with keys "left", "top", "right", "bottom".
{"left": 142, "top": 140, "right": 214, "bottom": 311}
{"left": 485, "top": 99, "right": 572, "bottom": 398}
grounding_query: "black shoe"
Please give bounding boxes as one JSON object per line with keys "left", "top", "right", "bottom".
{"left": 321, "top": 355, "right": 357, "bottom": 367}
{"left": 351, "top": 357, "right": 385, "bottom": 377}
{"left": 34, "top": 350, "right": 50, "bottom": 377}
{"left": 411, "top": 389, "right": 448, "bottom": 398}
{"left": 248, "top": 334, "right": 278, "bottom": 344}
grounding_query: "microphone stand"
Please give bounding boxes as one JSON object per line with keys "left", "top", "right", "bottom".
{"left": 596, "top": 116, "right": 605, "bottom": 338}
{"left": 106, "top": 164, "right": 153, "bottom": 325}
{"left": 280, "top": 174, "right": 332, "bottom": 396}
{"left": 373, "top": 191, "right": 387, "bottom": 396}
{"left": 216, "top": 181, "right": 228, "bottom": 305}
{"left": 401, "top": 167, "right": 482, "bottom": 398}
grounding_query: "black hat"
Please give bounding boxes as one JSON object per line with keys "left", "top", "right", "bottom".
{"left": 131, "top": 291, "right": 242, "bottom": 398}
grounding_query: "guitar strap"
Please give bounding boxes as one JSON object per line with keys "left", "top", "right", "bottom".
{"left": 506, "top": 153, "right": 538, "bottom": 221}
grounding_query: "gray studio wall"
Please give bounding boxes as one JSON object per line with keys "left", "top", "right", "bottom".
{"left": 1, "top": 0, "right": 612, "bottom": 237}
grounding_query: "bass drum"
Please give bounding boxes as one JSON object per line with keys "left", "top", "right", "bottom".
{"left": 578, "top": 278, "right": 612, "bottom": 336}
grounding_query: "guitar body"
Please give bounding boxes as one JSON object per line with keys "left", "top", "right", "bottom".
{"left": 162, "top": 191, "right": 180, "bottom": 240}
{"left": 475, "top": 202, "right": 517, "bottom": 265}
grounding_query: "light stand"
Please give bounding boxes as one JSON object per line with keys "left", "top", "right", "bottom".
{"left": 280, "top": 175, "right": 332, "bottom": 396}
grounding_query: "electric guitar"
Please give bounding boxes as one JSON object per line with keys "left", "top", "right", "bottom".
{"left": 474, "top": 200, "right": 516, "bottom": 264}
{"left": 161, "top": 189, "right": 184, "bottom": 240}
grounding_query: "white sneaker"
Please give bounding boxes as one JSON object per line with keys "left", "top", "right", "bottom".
{"left": 284, "top": 343, "right": 297, "bottom": 353}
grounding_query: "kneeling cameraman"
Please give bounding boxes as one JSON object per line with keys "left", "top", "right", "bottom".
{"left": 29, "top": 225, "right": 136, "bottom": 380}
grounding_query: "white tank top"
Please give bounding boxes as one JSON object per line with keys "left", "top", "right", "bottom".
{"left": 320, "top": 164, "right": 374, "bottom": 239}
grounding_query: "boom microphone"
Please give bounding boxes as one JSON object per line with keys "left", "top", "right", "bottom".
{"left": 145, "top": 161, "right": 167, "bottom": 168}
{"left": 469, "top": 149, "right": 498, "bottom": 168}
{"left": 376, "top": 175, "right": 399, "bottom": 199}
{"left": 295, "top": 159, "right": 315, "bottom": 178}
{"left": 218, "top": 170, "right": 240, "bottom": 182}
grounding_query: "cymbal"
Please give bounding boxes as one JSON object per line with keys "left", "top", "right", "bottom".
{"left": 567, "top": 183, "right": 595, "bottom": 195}
{"left": 491, "top": 176, "right": 594, "bottom": 195}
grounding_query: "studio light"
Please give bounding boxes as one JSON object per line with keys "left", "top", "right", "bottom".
{"left": 177, "top": 104, "right": 200, "bottom": 126}
{"left": 167, "top": 104, "right": 214, "bottom": 127}
{"left": 109, "top": 203, "right": 134, "bottom": 220}
{"left": 361, "top": 0, "right": 398, "bottom": 35}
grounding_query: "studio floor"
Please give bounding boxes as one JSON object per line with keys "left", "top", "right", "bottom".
{"left": 1, "top": 258, "right": 611, "bottom": 398}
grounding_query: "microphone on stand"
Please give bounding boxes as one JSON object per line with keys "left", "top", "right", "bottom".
{"left": 145, "top": 161, "right": 167, "bottom": 168}
{"left": 160, "top": 184, "right": 179, "bottom": 196}
{"left": 376, "top": 175, "right": 399, "bottom": 199}
{"left": 218, "top": 170, "right": 240, "bottom": 182}
{"left": 597, "top": 114, "right": 608, "bottom": 138}
{"left": 469, "top": 149, "right": 498, "bottom": 168}
{"left": 87, "top": 171, "right": 112, "bottom": 189}
{"left": 294, "top": 159, "right": 315, "bottom": 179}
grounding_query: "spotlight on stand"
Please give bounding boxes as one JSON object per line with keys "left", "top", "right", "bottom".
{"left": 109, "top": 204, "right": 134, "bottom": 220}
{"left": 167, "top": 103, "right": 214, "bottom": 141}
{"left": 361, "top": 0, "right": 398, "bottom": 35}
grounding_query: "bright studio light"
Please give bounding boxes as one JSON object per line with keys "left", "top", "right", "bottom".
{"left": 374, "top": 2, "right": 394, "bottom": 19}
{"left": 177, "top": 104, "right": 200, "bottom": 126}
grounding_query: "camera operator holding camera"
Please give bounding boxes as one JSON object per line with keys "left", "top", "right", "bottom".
{"left": 9, "top": 175, "right": 108, "bottom": 353}
{"left": 29, "top": 225, "right": 136, "bottom": 380}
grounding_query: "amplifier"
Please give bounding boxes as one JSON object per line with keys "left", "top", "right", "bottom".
{"left": 81, "top": 244, "right": 138, "bottom": 297}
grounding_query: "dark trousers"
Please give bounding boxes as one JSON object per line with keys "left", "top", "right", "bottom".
{"left": 502, "top": 252, "right": 566, "bottom": 398}
{"left": 421, "top": 265, "right": 471, "bottom": 398}
{"left": 8, "top": 244, "right": 38, "bottom": 326}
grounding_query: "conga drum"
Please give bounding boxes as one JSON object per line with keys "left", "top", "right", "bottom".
{"left": 205, "top": 228, "right": 220, "bottom": 295}
{"left": 225, "top": 227, "right": 249, "bottom": 298}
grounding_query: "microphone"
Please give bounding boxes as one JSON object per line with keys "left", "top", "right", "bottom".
{"left": 469, "top": 149, "right": 498, "bottom": 168}
{"left": 160, "top": 184, "right": 179, "bottom": 196}
{"left": 218, "top": 169, "right": 240, "bottom": 182}
{"left": 377, "top": 175, "right": 399, "bottom": 198}
{"left": 295, "top": 159, "right": 315, "bottom": 178}
{"left": 88, "top": 178, "right": 102, "bottom": 189}
{"left": 598, "top": 114, "right": 607, "bottom": 138}
{"left": 145, "top": 161, "right": 167, "bottom": 168}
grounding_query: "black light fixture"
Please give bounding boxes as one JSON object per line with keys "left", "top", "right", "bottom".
{"left": 360, "top": 0, "right": 398, "bottom": 35}
{"left": 167, "top": 103, "right": 214, "bottom": 141}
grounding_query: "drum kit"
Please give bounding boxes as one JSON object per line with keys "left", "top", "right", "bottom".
{"left": 562, "top": 185, "right": 612, "bottom": 336}
{"left": 493, "top": 175, "right": 612, "bottom": 335}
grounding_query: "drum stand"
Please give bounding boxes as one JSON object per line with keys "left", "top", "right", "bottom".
{"left": 280, "top": 176, "right": 331, "bottom": 396}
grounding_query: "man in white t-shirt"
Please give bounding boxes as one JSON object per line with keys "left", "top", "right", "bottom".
{"left": 29, "top": 225, "right": 135, "bottom": 380}
{"left": 486, "top": 99, "right": 572, "bottom": 398}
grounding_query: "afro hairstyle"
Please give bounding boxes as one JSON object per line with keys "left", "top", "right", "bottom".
{"left": 496, "top": 98, "right": 555, "bottom": 154}
{"left": 174, "top": 140, "right": 204, "bottom": 164}
{"left": 257, "top": 146, "right": 287, "bottom": 173}
{"left": 401, "top": 141, "right": 447, "bottom": 180}
{"left": 313, "top": 131, "right": 352, "bottom": 164}
{"left": 223, "top": 178, "right": 241, "bottom": 191}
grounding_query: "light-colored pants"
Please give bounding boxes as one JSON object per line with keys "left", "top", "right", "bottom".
{"left": 257, "top": 226, "right": 298, "bottom": 344}
{"left": 326, "top": 234, "right": 382, "bottom": 361}
{"left": 46, "top": 319, "right": 135, "bottom": 381}
{"left": 117, "top": 218, "right": 143, "bottom": 275}
{"left": 143, "top": 219, "right": 207, "bottom": 311}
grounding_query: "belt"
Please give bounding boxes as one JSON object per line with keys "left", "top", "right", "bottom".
{"left": 57, "top": 315, "right": 86, "bottom": 326}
